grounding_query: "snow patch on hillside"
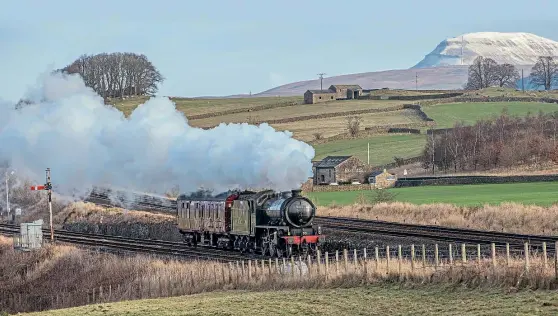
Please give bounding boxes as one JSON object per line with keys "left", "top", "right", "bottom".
{"left": 413, "top": 32, "right": 558, "bottom": 68}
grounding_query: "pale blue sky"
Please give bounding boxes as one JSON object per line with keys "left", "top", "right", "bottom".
{"left": 1, "top": 0, "right": 557, "bottom": 101}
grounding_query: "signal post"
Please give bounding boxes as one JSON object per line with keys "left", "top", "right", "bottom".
{"left": 30, "top": 168, "right": 54, "bottom": 241}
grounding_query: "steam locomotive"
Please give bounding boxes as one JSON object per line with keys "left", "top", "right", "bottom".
{"left": 176, "top": 189, "right": 324, "bottom": 257}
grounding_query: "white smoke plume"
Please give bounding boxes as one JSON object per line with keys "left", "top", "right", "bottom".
{"left": 0, "top": 72, "right": 315, "bottom": 199}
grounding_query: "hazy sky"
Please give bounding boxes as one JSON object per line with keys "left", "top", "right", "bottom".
{"left": 1, "top": 0, "right": 557, "bottom": 101}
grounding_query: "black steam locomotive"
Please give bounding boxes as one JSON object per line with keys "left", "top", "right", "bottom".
{"left": 176, "top": 189, "right": 324, "bottom": 257}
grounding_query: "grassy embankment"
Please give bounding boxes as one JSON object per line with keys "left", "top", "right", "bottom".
{"left": 22, "top": 286, "right": 558, "bottom": 316}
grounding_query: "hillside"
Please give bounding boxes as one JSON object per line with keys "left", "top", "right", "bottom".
{"left": 413, "top": 32, "right": 558, "bottom": 68}
{"left": 256, "top": 32, "right": 556, "bottom": 97}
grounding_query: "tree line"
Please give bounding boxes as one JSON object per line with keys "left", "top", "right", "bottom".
{"left": 465, "top": 56, "right": 558, "bottom": 90}
{"left": 57, "top": 52, "right": 164, "bottom": 99}
{"left": 421, "top": 110, "right": 558, "bottom": 172}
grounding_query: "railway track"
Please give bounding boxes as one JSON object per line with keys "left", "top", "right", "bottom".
{"left": 0, "top": 223, "right": 263, "bottom": 262}
{"left": 315, "top": 217, "right": 558, "bottom": 247}
{"left": 84, "top": 188, "right": 558, "bottom": 247}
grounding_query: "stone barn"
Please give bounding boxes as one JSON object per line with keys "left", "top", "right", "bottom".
{"left": 368, "top": 169, "right": 397, "bottom": 189}
{"left": 313, "top": 156, "right": 369, "bottom": 185}
{"left": 329, "top": 85, "right": 363, "bottom": 100}
{"left": 304, "top": 90, "right": 336, "bottom": 104}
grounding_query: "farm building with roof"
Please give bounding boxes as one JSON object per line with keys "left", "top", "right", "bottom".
{"left": 303, "top": 84, "right": 363, "bottom": 104}
{"left": 313, "top": 155, "right": 370, "bottom": 185}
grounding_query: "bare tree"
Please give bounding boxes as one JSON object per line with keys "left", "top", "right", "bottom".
{"left": 465, "top": 56, "right": 498, "bottom": 90}
{"left": 346, "top": 116, "right": 361, "bottom": 137}
{"left": 494, "top": 63, "right": 520, "bottom": 88}
{"left": 530, "top": 56, "right": 558, "bottom": 90}
{"left": 56, "top": 52, "right": 165, "bottom": 99}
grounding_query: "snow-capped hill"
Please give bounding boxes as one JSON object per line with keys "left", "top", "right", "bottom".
{"left": 412, "top": 32, "right": 558, "bottom": 68}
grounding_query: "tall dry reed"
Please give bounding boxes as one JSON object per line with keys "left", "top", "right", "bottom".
{"left": 320, "top": 202, "right": 558, "bottom": 235}
{"left": 1, "top": 238, "right": 558, "bottom": 314}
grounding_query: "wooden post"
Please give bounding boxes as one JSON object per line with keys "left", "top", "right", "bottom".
{"left": 491, "top": 243, "right": 496, "bottom": 268}
{"left": 317, "top": 250, "right": 322, "bottom": 275}
{"left": 363, "top": 248, "right": 367, "bottom": 260}
{"left": 241, "top": 261, "right": 245, "bottom": 278}
{"left": 268, "top": 258, "right": 272, "bottom": 276}
{"left": 363, "top": 248, "right": 368, "bottom": 276}
{"left": 343, "top": 249, "right": 349, "bottom": 272}
{"left": 524, "top": 242, "right": 530, "bottom": 273}
{"left": 248, "top": 260, "right": 252, "bottom": 280}
{"left": 375, "top": 246, "right": 379, "bottom": 272}
{"left": 434, "top": 244, "right": 439, "bottom": 270}
{"left": 410, "top": 244, "right": 415, "bottom": 272}
{"left": 477, "top": 244, "right": 481, "bottom": 265}
{"left": 336, "top": 250, "right": 340, "bottom": 275}
{"left": 353, "top": 249, "right": 358, "bottom": 269}
{"left": 543, "top": 242, "right": 548, "bottom": 268}
{"left": 461, "top": 243, "right": 467, "bottom": 265}
{"left": 398, "top": 245, "right": 402, "bottom": 276}
{"left": 307, "top": 255, "right": 312, "bottom": 277}
{"left": 325, "top": 251, "right": 329, "bottom": 277}
{"left": 386, "top": 245, "right": 390, "bottom": 274}
{"left": 298, "top": 256, "right": 303, "bottom": 277}
{"left": 421, "top": 244, "right": 426, "bottom": 268}
{"left": 506, "top": 243, "right": 510, "bottom": 267}
{"left": 448, "top": 244, "right": 453, "bottom": 265}
{"left": 555, "top": 241, "right": 558, "bottom": 281}
{"left": 229, "top": 262, "right": 234, "bottom": 283}
{"left": 290, "top": 257, "right": 295, "bottom": 277}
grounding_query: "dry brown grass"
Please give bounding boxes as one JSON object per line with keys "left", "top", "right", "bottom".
{"left": 188, "top": 100, "right": 403, "bottom": 128}
{"left": 320, "top": 202, "right": 558, "bottom": 235}
{"left": 270, "top": 109, "right": 424, "bottom": 142}
{"left": 54, "top": 202, "right": 179, "bottom": 241}
{"left": 2, "top": 239, "right": 558, "bottom": 314}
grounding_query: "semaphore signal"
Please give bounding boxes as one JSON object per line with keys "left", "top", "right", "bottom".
{"left": 29, "top": 168, "right": 54, "bottom": 241}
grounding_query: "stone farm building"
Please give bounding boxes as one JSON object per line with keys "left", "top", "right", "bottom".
{"left": 313, "top": 156, "right": 370, "bottom": 185}
{"left": 304, "top": 85, "right": 363, "bottom": 104}
{"left": 368, "top": 169, "right": 398, "bottom": 189}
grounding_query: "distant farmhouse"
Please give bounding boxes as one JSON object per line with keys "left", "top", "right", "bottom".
{"left": 304, "top": 85, "right": 363, "bottom": 104}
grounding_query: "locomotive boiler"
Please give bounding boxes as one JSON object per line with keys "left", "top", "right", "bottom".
{"left": 176, "top": 189, "right": 324, "bottom": 257}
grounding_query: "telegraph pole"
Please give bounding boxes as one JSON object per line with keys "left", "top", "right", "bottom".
{"left": 317, "top": 73, "right": 326, "bottom": 91}
{"left": 415, "top": 73, "right": 418, "bottom": 91}
{"left": 5, "top": 171, "right": 8, "bottom": 220}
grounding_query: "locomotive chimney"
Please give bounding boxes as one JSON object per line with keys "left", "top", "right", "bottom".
{"left": 291, "top": 189, "right": 301, "bottom": 197}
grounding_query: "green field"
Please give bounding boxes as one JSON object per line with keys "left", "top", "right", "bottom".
{"left": 423, "top": 102, "right": 558, "bottom": 128}
{"left": 307, "top": 182, "right": 558, "bottom": 206}
{"left": 313, "top": 134, "right": 426, "bottom": 165}
{"left": 22, "top": 286, "right": 558, "bottom": 316}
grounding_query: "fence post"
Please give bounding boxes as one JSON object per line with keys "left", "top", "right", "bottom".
{"left": 307, "top": 255, "right": 312, "bottom": 277}
{"left": 461, "top": 243, "right": 467, "bottom": 265}
{"left": 411, "top": 244, "right": 415, "bottom": 272}
{"left": 386, "top": 245, "right": 390, "bottom": 274}
{"left": 290, "top": 257, "right": 295, "bottom": 278}
{"left": 363, "top": 248, "right": 368, "bottom": 276}
{"left": 524, "top": 242, "right": 530, "bottom": 273}
{"left": 325, "top": 251, "right": 329, "bottom": 278}
{"left": 398, "top": 245, "right": 402, "bottom": 276}
{"left": 268, "top": 258, "right": 272, "bottom": 276}
{"left": 248, "top": 260, "right": 252, "bottom": 280}
{"left": 491, "top": 243, "right": 496, "bottom": 268}
{"left": 435, "top": 244, "right": 439, "bottom": 270}
{"left": 336, "top": 250, "right": 340, "bottom": 275}
{"left": 344, "top": 249, "right": 349, "bottom": 272}
{"left": 375, "top": 246, "right": 379, "bottom": 272}
{"left": 555, "top": 241, "right": 558, "bottom": 281}
{"left": 543, "top": 242, "right": 548, "bottom": 268}
{"left": 421, "top": 244, "right": 426, "bottom": 268}
{"left": 477, "top": 244, "right": 481, "bottom": 265}
{"left": 506, "top": 243, "right": 510, "bottom": 267}
{"left": 448, "top": 244, "right": 453, "bottom": 265}
{"left": 317, "top": 250, "right": 322, "bottom": 275}
{"left": 298, "top": 256, "right": 303, "bottom": 277}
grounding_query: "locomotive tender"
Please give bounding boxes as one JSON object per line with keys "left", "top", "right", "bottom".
{"left": 176, "top": 189, "right": 324, "bottom": 257}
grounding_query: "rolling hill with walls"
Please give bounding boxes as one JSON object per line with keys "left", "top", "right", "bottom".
{"left": 254, "top": 32, "right": 557, "bottom": 97}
